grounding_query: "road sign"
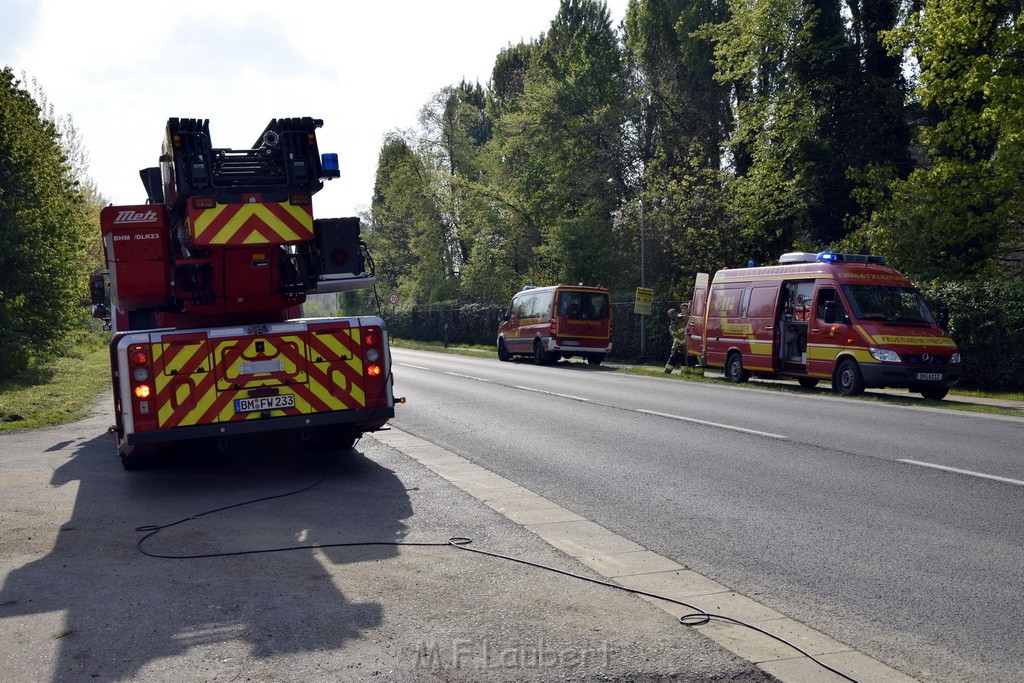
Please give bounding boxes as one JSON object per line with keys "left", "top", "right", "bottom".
{"left": 634, "top": 287, "right": 654, "bottom": 315}
{"left": 387, "top": 292, "right": 400, "bottom": 305}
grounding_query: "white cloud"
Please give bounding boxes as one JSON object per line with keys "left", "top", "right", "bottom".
{"left": 2, "top": 0, "right": 629, "bottom": 218}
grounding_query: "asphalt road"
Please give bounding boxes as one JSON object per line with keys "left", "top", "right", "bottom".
{"left": 389, "top": 347, "right": 1024, "bottom": 682}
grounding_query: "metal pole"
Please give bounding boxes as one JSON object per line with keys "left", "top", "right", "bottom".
{"left": 639, "top": 195, "right": 646, "bottom": 360}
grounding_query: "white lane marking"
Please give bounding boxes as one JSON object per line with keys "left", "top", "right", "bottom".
{"left": 514, "top": 385, "right": 591, "bottom": 402}
{"left": 637, "top": 409, "right": 788, "bottom": 440}
{"left": 898, "top": 459, "right": 1024, "bottom": 487}
{"left": 445, "top": 372, "right": 492, "bottom": 383}
{"left": 395, "top": 363, "right": 430, "bottom": 370}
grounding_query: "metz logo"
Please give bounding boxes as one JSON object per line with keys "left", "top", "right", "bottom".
{"left": 113, "top": 209, "right": 158, "bottom": 224}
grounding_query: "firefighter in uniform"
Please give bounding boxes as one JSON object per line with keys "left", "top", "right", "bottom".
{"left": 664, "top": 303, "right": 690, "bottom": 373}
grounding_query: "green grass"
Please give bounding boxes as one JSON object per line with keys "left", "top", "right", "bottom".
{"left": 0, "top": 336, "right": 111, "bottom": 434}
{"left": 391, "top": 338, "right": 496, "bottom": 356}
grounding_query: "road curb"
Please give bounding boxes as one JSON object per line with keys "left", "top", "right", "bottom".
{"left": 372, "top": 427, "right": 919, "bottom": 683}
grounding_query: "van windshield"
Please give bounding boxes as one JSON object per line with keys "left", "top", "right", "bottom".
{"left": 557, "top": 291, "right": 609, "bottom": 320}
{"left": 841, "top": 285, "right": 935, "bottom": 324}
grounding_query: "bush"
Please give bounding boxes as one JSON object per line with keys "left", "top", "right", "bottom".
{"left": 919, "top": 278, "right": 1024, "bottom": 391}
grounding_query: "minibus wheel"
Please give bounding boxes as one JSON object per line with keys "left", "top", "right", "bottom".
{"left": 587, "top": 354, "right": 604, "bottom": 366}
{"left": 833, "top": 359, "right": 865, "bottom": 396}
{"left": 533, "top": 340, "right": 551, "bottom": 365}
{"left": 725, "top": 352, "right": 750, "bottom": 383}
{"left": 498, "top": 339, "right": 511, "bottom": 362}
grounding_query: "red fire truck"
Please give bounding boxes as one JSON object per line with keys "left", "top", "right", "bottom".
{"left": 92, "top": 118, "right": 395, "bottom": 468}
{"left": 686, "top": 252, "right": 962, "bottom": 399}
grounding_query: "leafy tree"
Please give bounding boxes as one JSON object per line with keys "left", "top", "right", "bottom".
{"left": 0, "top": 67, "right": 93, "bottom": 379}
{"left": 369, "top": 135, "right": 457, "bottom": 304}
{"left": 700, "top": 0, "right": 909, "bottom": 263}
{"left": 488, "top": 0, "right": 629, "bottom": 288}
{"left": 415, "top": 82, "right": 494, "bottom": 287}
{"left": 623, "top": 0, "right": 736, "bottom": 290}
{"left": 859, "top": 0, "right": 1024, "bottom": 279}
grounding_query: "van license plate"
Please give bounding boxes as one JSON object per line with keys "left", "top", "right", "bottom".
{"left": 234, "top": 394, "right": 295, "bottom": 413}
{"left": 916, "top": 372, "right": 942, "bottom": 381}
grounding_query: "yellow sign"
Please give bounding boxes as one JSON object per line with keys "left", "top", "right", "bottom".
{"left": 634, "top": 287, "right": 654, "bottom": 315}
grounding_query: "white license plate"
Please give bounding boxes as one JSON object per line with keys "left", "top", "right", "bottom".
{"left": 561, "top": 340, "right": 579, "bottom": 346}
{"left": 234, "top": 394, "right": 295, "bottom": 413}
{"left": 916, "top": 372, "right": 942, "bottom": 381}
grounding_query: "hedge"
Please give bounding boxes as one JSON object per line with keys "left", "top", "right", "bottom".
{"left": 381, "top": 299, "right": 674, "bottom": 363}
{"left": 919, "top": 278, "right": 1024, "bottom": 392}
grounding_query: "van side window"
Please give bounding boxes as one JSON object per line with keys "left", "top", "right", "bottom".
{"left": 529, "top": 293, "right": 543, "bottom": 318}
{"left": 715, "top": 285, "right": 743, "bottom": 316}
{"left": 541, "top": 292, "right": 555, "bottom": 317}
{"left": 748, "top": 286, "right": 777, "bottom": 319}
{"left": 515, "top": 295, "right": 532, "bottom": 319}
{"left": 816, "top": 288, "right": 847, "bottom": 322}
{"left": 740, "top": 287, "right": 752, "bottom": 318}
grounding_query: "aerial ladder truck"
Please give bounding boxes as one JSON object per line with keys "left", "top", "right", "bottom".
{"left": 91, "top": 117, "right": 394, "bottom": 469}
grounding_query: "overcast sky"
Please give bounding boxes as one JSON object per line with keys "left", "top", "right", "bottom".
{"left": 2, "top": 0, "right": 630, "bottom": 219}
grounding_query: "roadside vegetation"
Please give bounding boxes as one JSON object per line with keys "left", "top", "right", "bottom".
{"left": 0, "top": 334, "right": 110, "bottom": 434}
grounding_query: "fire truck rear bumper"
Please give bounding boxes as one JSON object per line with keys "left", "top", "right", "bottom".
{"left": 125, "top": 407, "right": 395, "bottom": 446}
{"left": 858, "top": 363, "right": 963, "bottom": 389}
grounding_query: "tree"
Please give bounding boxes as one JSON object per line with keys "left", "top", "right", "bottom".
{"left": 369, "top": 135, "right": 456, "bottom": 304}
{"left": 700, "top": 0, "right": 908, "bottom": 261}
{"left": 859, "top": 0, "right": 1024, "bottom": 279}
{"left": 623, "top": 0, "right": 736, "bottom": 291}
{"left": 487, "top": 0, "right": 629, "bottom": 288}
{"left": 0, "top": 68, "right": 94, "bottom": 379}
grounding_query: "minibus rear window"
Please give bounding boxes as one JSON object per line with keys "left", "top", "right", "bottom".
{"left": 557, "top": 291, "right": 609, "bottom": 320}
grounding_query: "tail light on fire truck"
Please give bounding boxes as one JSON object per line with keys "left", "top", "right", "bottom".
{"left": 129, "top": 344, "right": 153, "bottom": 402}
{"left": 363, "top": 327, "right": 384, "bottom": 378}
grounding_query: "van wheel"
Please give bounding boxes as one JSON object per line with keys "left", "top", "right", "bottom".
{"left": 833, "top": 359, "right": 865, "bottom": 396}
{"left": 725, "top": 352, "right": 750, "bottom": 383}
{"left": 920, "top": 387, "right": 948, "bottom": 400}
{"left": 797, "top": 377, "right": 819, "bottom": 388}
{"left": 533, "top": 340, "right": 550, "bottom": 365}
{"left": 587, "top": 354, "right": 604, "bottom": 366}
{"left": 498, "top": 339, "right": 511, "bottom": 362}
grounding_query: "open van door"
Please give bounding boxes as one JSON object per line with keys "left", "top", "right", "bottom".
{"left": 686, "top": 273, "right": 709, "bottom": 365}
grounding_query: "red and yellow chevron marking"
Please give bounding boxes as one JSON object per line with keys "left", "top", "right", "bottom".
{"left": 188, "top": 201, "right": 313, "bottom": 246}
{"left": 150, "top": 328, "right": 368, "bottom": 429}
{"left": 215, "top": 335, "right": 309, "bottom": 391}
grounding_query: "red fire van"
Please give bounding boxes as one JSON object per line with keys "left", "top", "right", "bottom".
{"left": 686, "top": 252, "right": 962, "bottom": 399}
{"left": 497, "top": 285, "right": 613, "bottom": 365}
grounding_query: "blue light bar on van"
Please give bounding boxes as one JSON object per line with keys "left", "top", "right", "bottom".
{"left": 814, "top": 251, "right": 887, "bottom": 265}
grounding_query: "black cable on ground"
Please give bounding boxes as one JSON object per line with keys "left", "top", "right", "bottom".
{"left": 137, "top": 475, "right": 859, "bottom": 683}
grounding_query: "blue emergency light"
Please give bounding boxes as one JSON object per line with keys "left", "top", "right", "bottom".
{"left": 817, "top": 251, "right": 839, "bottom": 262}
{"left": 321, "top": 153, "right": 339, "bottom": 172}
